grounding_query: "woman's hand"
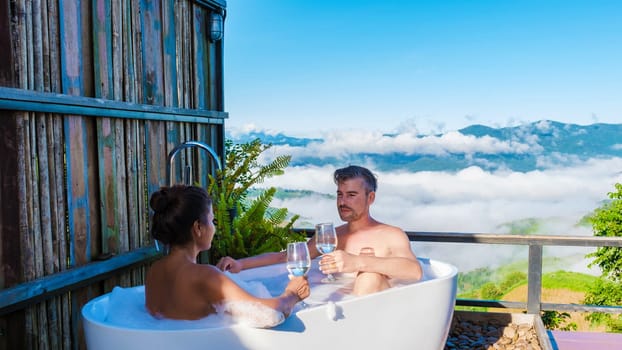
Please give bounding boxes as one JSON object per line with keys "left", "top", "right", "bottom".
{"left": 285, "top": 276, "right": 310, "bottom": 300}
{"left": 216, "top": 256, "right": 242, "bottom": 273}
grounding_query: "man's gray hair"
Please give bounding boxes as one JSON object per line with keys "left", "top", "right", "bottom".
{"left": 333, "top": 165, "right": 378, "bottom": 193}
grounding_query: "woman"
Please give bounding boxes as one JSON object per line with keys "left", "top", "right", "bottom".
{"left": 145, "top": 185, "right": 309, "bottom": 322}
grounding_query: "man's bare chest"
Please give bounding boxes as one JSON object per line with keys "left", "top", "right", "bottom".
{"left": 340, "top": 233, "right": 388, "bottom": 256}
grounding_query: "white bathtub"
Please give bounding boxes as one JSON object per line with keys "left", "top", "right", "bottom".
{"left": 82, "top": 258, "right": 457, "bottom": 350}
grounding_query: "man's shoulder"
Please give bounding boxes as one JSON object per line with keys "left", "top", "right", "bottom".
{"left": 374, "top": 222, "right": 405, "bottom": 234}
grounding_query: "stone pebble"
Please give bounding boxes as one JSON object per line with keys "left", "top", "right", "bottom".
{"left": 445, "top": 319, "right": 542, "bottom": 350}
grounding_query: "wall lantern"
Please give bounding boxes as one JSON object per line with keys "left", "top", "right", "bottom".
{"left": 209, "top": 11, "right": 224, "bottom": 42}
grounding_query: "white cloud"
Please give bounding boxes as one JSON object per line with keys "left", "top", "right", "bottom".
{"left": 227, "top": 123, "right": 287, "bottom": 138}
{"left": 261, "top": 129, "right": 536, "bottom": 162}
{"left": 572, "top": 128, "right": 588, "bottom": 136}
{"left": 534, "top": 120, "right": 553, "bottom": 132}
{"left": 262, "top": 157, "right": 622, "bottom": 233}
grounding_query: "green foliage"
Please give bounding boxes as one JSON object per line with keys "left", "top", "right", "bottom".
{"left": 459, "top": 266, "right": 600, "bottom": 299}
{"left": 480, "top": 282, "right": 503, "bottom": 300}
{"left": 584, "top": 278, "right": 622, "bottom": 312}
{"left": 583, "top": 182, "right": 622, "bottom": 333}
{"left": 457, "top": 267, "right": 495, "bottom": 294}
{"left": 206, "top": 139, "right": 305, "bottom": 265}
{"left": 541, "top": 311, "right": 578, "bottom": 331}
{"left": 542, "top": 271, "right": 597, "bottom": 291}
{"left": 476, "top": 272, "right": 526, "bottom": 300}
{"left": 499, "top": 271, "right": 527, "bottom": 291}
{"left": 586, "top": 182, "right": 622, "bottom": 281}
{"left": 458, "top": 268, "right": 527, "bottom": 297}
{"left": 459, "top": 268, "right": 599, "bottom": 305}
{"left": 583, "top": 278, "right": 622, "bottom": 332}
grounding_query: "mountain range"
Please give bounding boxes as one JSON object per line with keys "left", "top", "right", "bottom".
{"left": 227, "top": 120, "right": 622, "bottom": 173}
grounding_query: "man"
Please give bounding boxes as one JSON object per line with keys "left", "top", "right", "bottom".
{"left": 217, "top": 165, "right": 422, "bottom": 295}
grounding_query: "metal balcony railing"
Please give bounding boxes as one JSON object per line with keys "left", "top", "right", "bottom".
{"left": 408, "top": 231, "right": 622, "bottom": 315}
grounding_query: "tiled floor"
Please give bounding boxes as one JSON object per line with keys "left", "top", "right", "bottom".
{"left": 548, "top": 330, "right": 622, "bottom": 350}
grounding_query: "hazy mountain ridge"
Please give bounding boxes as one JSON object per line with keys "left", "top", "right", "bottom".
{"left": 460, "top": 121, "right": 622, "bottom": 157}
{"left": 228, "top": 120, "right": 622, "bottom": 172}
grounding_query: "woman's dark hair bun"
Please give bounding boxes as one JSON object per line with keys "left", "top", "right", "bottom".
{"left": 150, "top": 188, "right": 169, "bottom": 212}
{"left": 149, "top": 185, "right": 212, "bottom": 246}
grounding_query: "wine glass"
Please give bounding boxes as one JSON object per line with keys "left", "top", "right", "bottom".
{"left": 286, "top": 242, "right": 311, "bottom": 308}
{"left": 315, "top": 222, "right": 338, "bottom": 283}
{"left": 286, "top": 242, "right": 311, "bottom": 277}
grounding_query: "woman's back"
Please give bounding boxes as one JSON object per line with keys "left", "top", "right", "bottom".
{"left": 145, "top": 253, "right": 218, "bottom": 320}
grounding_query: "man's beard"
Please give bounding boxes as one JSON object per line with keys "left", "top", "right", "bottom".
{"left": 338, "top": 206, "right": 356, "bottom": 221}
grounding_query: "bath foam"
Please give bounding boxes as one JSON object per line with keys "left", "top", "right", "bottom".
{"left": 104, "top": 271, "right": 285, "bottom": 329}
{"left": 215, "top": 301, "right": 285, "bottom": 328}
{"left": 220, "top": 272, "right": 286, "bottom": 327}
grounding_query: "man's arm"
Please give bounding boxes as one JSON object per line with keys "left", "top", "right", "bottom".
{"left": 217, "top": 251, "right": 286, "bottom": 272}
{"left": 354, "top": 254, "right": 422, "bottom": 280}
{"left": 217, "top": 237, "right": 321, "bottom": 272}
{"left": 321, "top": 228, "right": 422, "bottom": 280}
{"left": 324, "top": 251, "right": 422, "bottom": 280}
{"left": 369, "top": 228, "right": 423, "bottom": 280}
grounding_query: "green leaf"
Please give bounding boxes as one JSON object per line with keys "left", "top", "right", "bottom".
{"left": 206, "top": 139, "right": 304, "bottom": 264}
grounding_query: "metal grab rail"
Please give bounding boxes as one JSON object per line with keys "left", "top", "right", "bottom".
{"left": 167, "top": 140, "right": 222, "bottom": 186}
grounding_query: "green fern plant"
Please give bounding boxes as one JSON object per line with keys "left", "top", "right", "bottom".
{"left": 206, "top": 139, "right": 305, "bottom": 264}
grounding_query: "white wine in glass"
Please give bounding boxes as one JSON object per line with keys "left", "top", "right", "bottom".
{"left": 286, "top": 242, "right": 311, "bottom": 308}
{"left": 286, "top": 242, "right": 311, "bottom": 277}
{"left": 315, "top": 222, "right": 338, "bottom": 283}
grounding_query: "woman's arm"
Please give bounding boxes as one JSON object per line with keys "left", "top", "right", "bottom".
{"left": 210, "top": 268, "right": 309, "bottom": 317}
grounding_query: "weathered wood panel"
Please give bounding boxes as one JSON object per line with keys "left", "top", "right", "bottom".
{"left": 0, "top": 2, "right": 15, "bottom": 86}
{"left": 0, "top": 113, "right": 22, "bottom": 350}
{"left": 0, "top": 0, "right": 227, "bottom": 349}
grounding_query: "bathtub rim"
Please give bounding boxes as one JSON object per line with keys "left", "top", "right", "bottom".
{"left": 81, "top": 258, "right": 457, "bottom": 333}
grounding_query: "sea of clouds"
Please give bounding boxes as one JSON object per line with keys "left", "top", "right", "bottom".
{"left": 234, "top": 125, "right": 622, "bottom": 273}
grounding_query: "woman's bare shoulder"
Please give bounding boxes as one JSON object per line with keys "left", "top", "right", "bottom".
{"left": 189, "top": 263, "right": 246, "bottom": 290}
{"left": 185, "top": 262, "right": 223, "bottom": 278}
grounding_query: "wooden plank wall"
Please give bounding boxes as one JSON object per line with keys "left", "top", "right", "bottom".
{"left": 0, "top": 0, "right": 226, "bottom": 349}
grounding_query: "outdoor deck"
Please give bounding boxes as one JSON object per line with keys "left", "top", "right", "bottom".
{"left": 549, "top": 330, "right": 622, "bottom": 350}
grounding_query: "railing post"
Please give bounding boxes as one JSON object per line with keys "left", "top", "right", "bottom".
{"left": 527, "top": 244, "right": 543, "bottom": 314}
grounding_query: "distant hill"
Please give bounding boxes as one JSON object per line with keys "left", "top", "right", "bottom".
{"left": 228, "top": 120, "right": 622, "bottom": 172}
{"left": 456, "top": 265, "right": 602, "bottom": 331}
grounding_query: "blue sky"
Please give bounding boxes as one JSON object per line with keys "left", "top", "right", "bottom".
{"left": 223, "top": 1, "right": 621, "bottom": 136}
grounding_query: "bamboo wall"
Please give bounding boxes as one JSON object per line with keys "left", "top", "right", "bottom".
{"left": 0, "top": 0, "right": 227, "bottom": 349}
